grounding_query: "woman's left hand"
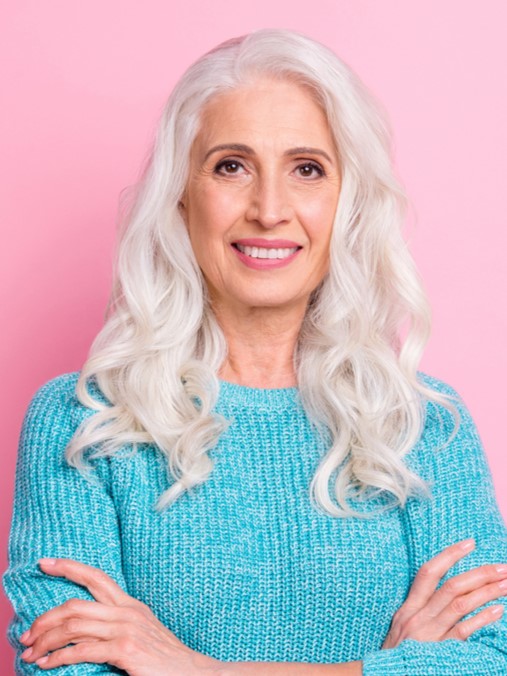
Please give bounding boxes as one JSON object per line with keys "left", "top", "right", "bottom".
{"left": 382, "top": 540, "right": 506, "bottom": 649}
{"left": 20, "top": 558, "right": 222, "bottom": 675}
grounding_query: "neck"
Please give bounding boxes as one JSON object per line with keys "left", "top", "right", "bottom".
{"left": 212, "top": 301, "right": 306, "bottom": 389}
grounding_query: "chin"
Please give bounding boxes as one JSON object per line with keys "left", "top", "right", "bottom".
{"left": 235, "top": 292, "right": 308, "bottom": 310}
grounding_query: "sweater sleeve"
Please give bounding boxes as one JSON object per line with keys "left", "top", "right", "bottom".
{"left": 2, "top": 374, "right": 127, "bottom": 675}
{"left": 362, "top": 377, "right": 507, "bottom": 675}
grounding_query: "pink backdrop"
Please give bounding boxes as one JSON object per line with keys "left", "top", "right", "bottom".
{"left": 2, "top": 0, "right": 506, "bottom": 670}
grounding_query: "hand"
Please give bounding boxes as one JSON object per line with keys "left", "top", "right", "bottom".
{"left": 383, "top": 538, "right": 507, "bottom": 648}
{"left": 20, "top": 558, "right": 222, "bottom": 675}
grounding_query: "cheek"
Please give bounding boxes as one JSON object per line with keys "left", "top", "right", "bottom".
{"left": 185, "top": 205, "right": 233, "bottom": 282}
{"left": 186, "top": 188, "right": 240, "bottom": 248}
{"left": 301, "top": 198, "right": 336, "bottom": 247}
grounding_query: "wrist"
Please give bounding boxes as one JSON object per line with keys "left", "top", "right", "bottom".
{"left": 209, "top": 661, "right": 362, "bottom": 675}
{"left": 213, "top": 661, "right": 237, "bottom": 676}
{"left": 191, "top": 650, "right": 226, "bottom": 675}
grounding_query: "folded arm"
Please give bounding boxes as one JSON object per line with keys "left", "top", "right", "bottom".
{"left": 361, "top": 379, "right": 507, "bottom": 675}
{"left": 2, "top": 375, "right": 129, "bottom": 675}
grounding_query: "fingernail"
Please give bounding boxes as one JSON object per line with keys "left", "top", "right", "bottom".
{"left": 496, "top": 565, "right": 507, "bottom": 574}
{"left": 498, "top": 580, "right": 507, "bottom": 589}
{"left": 460, "top": 539, "right": 475, "bottom": 551}
{"left": 38, "top": 558, "right": 56, "bottom": 566}
{"left": 36, "top": 656, "right": 49, "bottom": 665}
{"left": 20, "top": 630, "right": 31, "bottom": 644}
{"left": 491, "top": 605, "right": 504, "bottom": 615}
{"left": 21, "top": 647, "right": 32, "bottom": 660}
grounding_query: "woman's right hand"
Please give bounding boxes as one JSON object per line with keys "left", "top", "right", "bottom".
{"left": 383, "top": 538, "right": 507, "bottom": 649}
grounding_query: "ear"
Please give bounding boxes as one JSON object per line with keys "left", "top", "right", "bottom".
{"left": 178, "top": 197, "right": 187, "bottom": 223}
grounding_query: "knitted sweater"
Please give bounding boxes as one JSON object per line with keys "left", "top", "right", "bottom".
{"left": 4, "top": 372, "right": 507, "bottom": 675}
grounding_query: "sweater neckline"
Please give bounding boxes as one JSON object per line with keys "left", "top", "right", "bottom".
{"left": 218, "top": 379, "right": 299, "bottom": 409}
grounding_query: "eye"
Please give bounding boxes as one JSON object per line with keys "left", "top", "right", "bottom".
{"left": 214, "top": 159, "right": 245, "bottom": 175}
{"left": 295, "top": 162, "right": 325, "bottom": 179}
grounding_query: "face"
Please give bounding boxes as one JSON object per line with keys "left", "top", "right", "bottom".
{"left": 180, "top": 77, "right": 341, "bottom": 315}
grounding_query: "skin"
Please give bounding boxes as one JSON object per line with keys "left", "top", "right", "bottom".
{"left": 180, "top": 77, "right": 341, "bottom": 388}
{"left": 19, "top": 542, "right": 507, "bottom": 673}
{"left": 20, "top": 79, "right": 507, "bottom": 673}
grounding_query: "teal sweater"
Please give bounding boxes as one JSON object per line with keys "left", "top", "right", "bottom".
{"left": 4, "top": 372, "right": 507, "bottom": 674}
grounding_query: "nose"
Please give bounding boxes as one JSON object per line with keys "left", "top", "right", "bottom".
{"left": 245, "top": 174, "right": 293, "bottom": 229}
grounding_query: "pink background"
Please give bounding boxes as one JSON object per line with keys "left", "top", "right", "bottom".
{"left": 1, "top": 0, "right": 506, "bottom": 669}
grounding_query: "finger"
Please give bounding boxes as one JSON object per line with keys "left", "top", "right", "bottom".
{"left": 423, "top": 564, "right": 507, "bottom": 618}
{"left": 435, "top": 580, "right": 507, "bottom": 629}
{"left": 444, "top": 604, "right": 504, "bottom": 641}
{"left": 38, "top": 559, "right": 131, "bottom": 606}
{"left": 403, "top": 539, "right": 476, "bottom": 610}
{"left": 25, "top": 598, "right": 128, "bottom": 646}
{"left": 33, "top": 641, "right": 116, "bottom": 670}
{"left": 22, "top": 619, "right": 115, "bottom": 663}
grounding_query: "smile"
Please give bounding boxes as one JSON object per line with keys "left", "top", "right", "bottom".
{"left": 234, "top": 244, "right": 300, "bottom": 260}
{"left": 231, "top": 241, "right": 302, "bottom": 270}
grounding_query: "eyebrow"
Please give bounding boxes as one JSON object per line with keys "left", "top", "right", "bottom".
{"left": 203, "top": 143, "right": 334, "bottom": 164}
{"left": 285, "top": 147, "right": 334, "bottom": 164}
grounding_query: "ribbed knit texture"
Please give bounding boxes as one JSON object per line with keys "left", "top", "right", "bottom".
{"left": 4, "top": 373, "right": 507, "bottom": 675}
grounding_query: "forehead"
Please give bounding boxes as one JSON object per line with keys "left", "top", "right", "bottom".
{"left": 193, "top": 77, "right": 334, "bottom": 152}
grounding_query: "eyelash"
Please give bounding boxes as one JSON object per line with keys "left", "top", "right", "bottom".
{"left": 296, "top": 161, "right": 325, "bottom": 178}
{"left": 214, "top": 159, "right": 245, "bottom": 175}
{"left": 213, "top": 159, "right": 326, "bottom": 178}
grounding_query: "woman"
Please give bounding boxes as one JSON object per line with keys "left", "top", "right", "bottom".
{"left": 4, "top": 29, "right": 507, "bottom": 675}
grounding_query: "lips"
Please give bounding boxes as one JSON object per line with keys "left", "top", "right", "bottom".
{"left": 233, "top": 238, "right": 301, "bottom": 247}
{"left": 231, "top": 238, "right": 302, "bottom": 270}
{"left": 235, "top": 243, "right": 299, "bottom": 260}
{"left": 232, "top": 238, "right": 302, "bottom": 261}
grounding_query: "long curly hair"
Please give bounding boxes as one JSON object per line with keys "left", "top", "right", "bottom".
{"left": 66, "top": 29, "right": 451, "bottom": 517}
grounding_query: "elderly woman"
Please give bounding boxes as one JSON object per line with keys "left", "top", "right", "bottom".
{"left": 4, "top": 29, "right": 507, "bottom": 675}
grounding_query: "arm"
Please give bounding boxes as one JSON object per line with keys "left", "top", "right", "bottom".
{"left": 2, "top": 374, "right": 128, "bottom": 675}
{"left": 10, "top": 377, "right": 505, "bottom": 674}
{"left": 4, "top": 375, "right": 363, "bottom": 675}
{"left": 218, "top": 662, "right": 362, "bottom": 675}
{"left": 361, "top": 377, "right": 507, "bottom": 675}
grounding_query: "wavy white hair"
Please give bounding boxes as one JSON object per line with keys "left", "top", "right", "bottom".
{"left": 67, "top": 29, "right": 451, "bottom": 517}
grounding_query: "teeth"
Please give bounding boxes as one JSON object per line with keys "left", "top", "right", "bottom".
{"left": 236, "top": 244, "right": 299, "bottom": 259}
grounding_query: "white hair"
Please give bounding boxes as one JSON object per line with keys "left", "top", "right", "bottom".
{"left": 67, "top": 29, "right": 452, "bottom": 517}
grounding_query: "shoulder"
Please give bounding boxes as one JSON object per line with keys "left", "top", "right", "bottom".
{"left": 417, "top": 371, "right": 460, "bottom": 398}
{"left": 20, "top": 372, "right": 91, "bottom": 458}
{"left": 409, "top": 372, "right": 486, "bottom": 480}
{"left": 417, "top": 371, "right": 476, "bottom": 437}
{"left": 27, "top": 371, "right": 80, "bottom": 408}
{"left": 24, "top": 372, "right": 82, "bottom": 424}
